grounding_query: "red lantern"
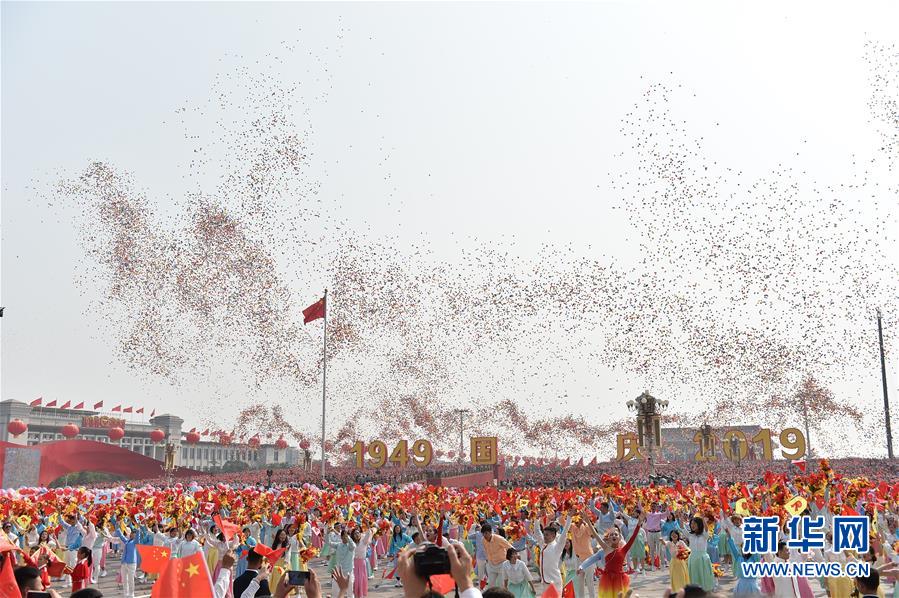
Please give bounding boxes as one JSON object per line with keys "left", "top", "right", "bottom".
{"left": 447, "top": 450, "right": 455, "bottom": 458}
{"left": 7, "top": 419, "right": 27, "bottom": 437}
{"left": 219, "top": 434, "right": 232, "bottom": 446}
{"left": 61, "top": 423, "right": 79, "bottom": 439}
{"left": 248, "top": 436, "right": 260, "bottom": 448}
{"left": 108, "top": 427, "right": 125, "bottom": 442}
{"left": 276, "top": 437, "right": 289, "bottom": 450}
{"left": 149, "top": 429, "right": 165, "bottom": 443}
{"left": 324, "top": 441, "right": 334, "bottom": 451}
{"left": 341, "top": 443, "right": 352, "bottom": 453}
{"left": 185, "top": 431, "right": 201, "bottom": 444}
{"left": 299, "top": 439, "right": 310, "bottom": 450}
{"left": 436, "top": 450, "right": 444, "bottom": 458}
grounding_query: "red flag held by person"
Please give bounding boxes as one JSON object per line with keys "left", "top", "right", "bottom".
{"left": 792, "top": 459, "right": 807, "bottom": 473}
{"left": 541, "top": 583, "right": 560, "bottom": 598}
{"left": 213, "top": 515, "right": 240, "bottom": 542}
{"left": 303, "top": 297, "right": 326, "bottom": 324}
{"left": 562, "top": 581, "right": 575, "bottom": 598}
{"left": 429, "top": 574, "right": 455, "bottom": 595}
{"left": 151, "top": 552, "right": 213, "bottom": 598}
{"left": 136, "top": 545, "right": 171, "bottom": 574}
{"left": 0, "top": 553, "right": 21, "bottom": 598}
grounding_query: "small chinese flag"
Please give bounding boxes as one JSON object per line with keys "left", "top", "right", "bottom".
{"left": 93, "top": 401, "right": 104, "bottom": 409}
{"left": 562, "top": 581, "right": 575, "bottom": 598}
{"left": 791, "top": 459, "right": 807, "bottom": 473}
{"left": 429, "top": 574, "right": 455, "bottom": 595}
{"left": 112, "top": 405, "right": 122, "bottom": 412}
{"left": 541, "top": 583, "right": 560, "bottom": 598}
{"left": 151, "top": 552, "right": 213, "bottom": 598}
{"left": 0, "top": 553, "right": 21, "bottom": 598}
{"left": 136, "top": 545, "right": 171, "bottom": 574}
{"left": 303, "top": 297, "right": 326, "bottom": 324}
{"left": 213, "top": 515, "right": 240, "bottom": 542}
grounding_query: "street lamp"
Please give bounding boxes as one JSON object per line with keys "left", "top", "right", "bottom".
{"left": 729, "top": 435, "right": 741, "bottom": 467}
{"left": 626, "top": 391, "right": 668, "bottom": 476}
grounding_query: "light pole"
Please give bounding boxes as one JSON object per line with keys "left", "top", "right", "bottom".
{"left": 729, "top": 435, "right": 741, "bottom": 467}
{"left": 453, "top": 409, "right": 470, "bottom": 463}
{"left": 878, "top": 308, "right": 893, "bottom": 458}
{"left": 626, "top": 391, "right": 668, "bottom": 477}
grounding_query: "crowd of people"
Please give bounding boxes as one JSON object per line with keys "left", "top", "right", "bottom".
{"left": 115, "top": 456, "right": 899, "bottom": 491}
{"left": 0, "top": 458, "right": 897, "bottom": 597}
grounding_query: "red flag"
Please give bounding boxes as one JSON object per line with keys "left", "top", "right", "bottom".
{"left": 589, "top": 456, "right": 597, "bottom": 466}
{"left": 575, "top": 457, "right": 584, "bottom": 467}
{"left": 123, "top": 406, "right": 133, "bottom": 413}
{"left": 435, "top": 514, "right": 446, "bottom": 546}
{"left": 60, "top": 401, "right": 71, "bottom": 409}
{"left": 151, "top": 552, "right": 213, "bottom": 598}
{"left": 0, "top": 553, "right": 21, "bottom": 598}
{"left": 202, "top": 429, "right": 209, "bottom": 436}
{"left": 541, "top": 583, "right": 560, "bottom": 598}
{"left": 45, "top": 399, "right": 57, "bottom": 407}
{"left": 73, "top": 402, "right": 84, "bottom": 409}
{"left": 429, "top": 574, "right": 455, "bottom": 595}
{"left": 30, "top": 397, "right": 42, "bottom": 407}
{"left": 561, "top": 457, "right": 570, "bottom": 467}
{"left": 213, "top": 515, "right": 240, "bottom": 542}
{"left": 792, "top": 459, "right": 807, "bottom": 473}
{"left": 112, "top": 405, "right": 122, "bottom": 412}
{"left": 718, "top": 487, "right": 730, "bottom": 514}
{"left": 382, "top": 566, "right": 397, "bottom": 579}
{"left": 562, "top": 581, "right": 575, "bottom": 598}
{"left": 93, "top": 401, "right": 103, "bottom": 409}
{"left": 46, "top": 560, "right": 67, "bottom": 578}
{"left": 136, "top": 407, "right": 145, "bottom": 414}
{"left": 303, "top": 297, "right": 326, "bottom": 324}
{"left": 136, "top": 545, "right": 171, "bottom": 574}
{"left": 252, "top": 544, "right": 286, "bottom": 563}
{"left": 150, "top": 409, "right": 156, "bottom": 417}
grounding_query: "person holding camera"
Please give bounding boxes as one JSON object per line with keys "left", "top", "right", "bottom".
{"left": 397, "top": 539, "right": 483, "bottom": 598}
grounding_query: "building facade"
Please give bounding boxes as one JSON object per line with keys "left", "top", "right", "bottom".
{"left": 0, "top": 400, "right": 305, "bottom": 472}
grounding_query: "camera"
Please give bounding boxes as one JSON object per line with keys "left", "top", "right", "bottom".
{"left": 413, "top": 543, "right": 451, "bottom": 577}
{"left": 287, "top": 570, "right": 310, "bottom": 586}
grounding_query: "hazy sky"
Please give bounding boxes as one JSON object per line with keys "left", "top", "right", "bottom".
{"left": 2, "top": 1, "right": 898, "bottom": 456}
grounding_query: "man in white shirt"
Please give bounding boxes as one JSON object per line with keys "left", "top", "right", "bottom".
{"left": 530, "top": 514, "right": 573, "bottom": 594}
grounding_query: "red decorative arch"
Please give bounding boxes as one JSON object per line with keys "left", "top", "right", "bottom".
{"left": 1, "top": 439, "right": 202, "bottom": 486}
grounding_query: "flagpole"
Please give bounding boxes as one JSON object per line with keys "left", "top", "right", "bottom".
{"left": 321, "top": 288, "right": 328, "bottom": 481}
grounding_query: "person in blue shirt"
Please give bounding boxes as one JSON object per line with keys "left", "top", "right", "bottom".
{"left": 58, "top": 515, "right": 84, "bottom": 580}
{"left": 111, "top": 518, "right": 139, "bottom": 598}
{"left": 387, "top": 525, "right": 412, "bottom": 587}
{"left": 726, "top": 531, "right": 760, "bottom": 597}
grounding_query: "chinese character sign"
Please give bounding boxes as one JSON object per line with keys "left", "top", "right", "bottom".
{"left": 742, "top": 516, "right": 781, "bottom": 554}
{"left": 470, "top": 436, "right": 498, "bottom": 465}
{"left": 615, "top": 432, "right": 644, "bottom": 462}
{"left": 741, "top": 515, "right": 869, "bottom": 556}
